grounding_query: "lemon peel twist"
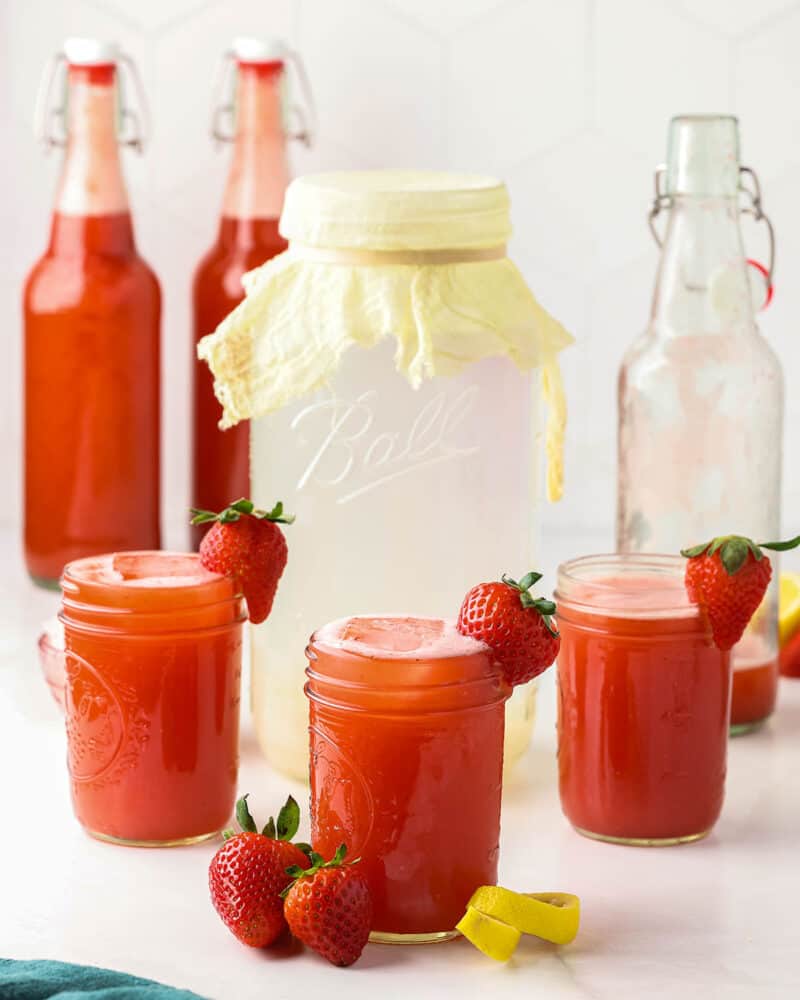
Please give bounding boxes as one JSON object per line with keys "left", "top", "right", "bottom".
{"left": 456, "top": 887, "right": 580, "bottom": 962}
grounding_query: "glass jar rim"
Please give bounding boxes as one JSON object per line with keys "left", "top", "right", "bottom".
{"left": 60, "top": 551, "right": 245, "bottom": 634}
{"left": 555, "top": 553, "right": 699, "bottom": 620}
{"left": 305, "top": 615, "right": 509, "bottom": 708}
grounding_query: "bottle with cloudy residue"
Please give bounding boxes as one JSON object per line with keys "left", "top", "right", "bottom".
{"left": 617, "top": 114, "right": 783, "bottom": 734}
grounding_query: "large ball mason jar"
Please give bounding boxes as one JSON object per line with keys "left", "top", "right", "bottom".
{"left": 199, "top": 171, "right": 573, "bottom": 779}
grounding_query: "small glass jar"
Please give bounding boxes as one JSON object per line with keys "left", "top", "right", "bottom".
{"left": 555, "top": 554, "right": 731, "bottom": 846}
{"left": 59, "top": 552, "right": 245, "bottom": 846}
{"left": 305, "top": 615, "right": 508, "bottom": 943}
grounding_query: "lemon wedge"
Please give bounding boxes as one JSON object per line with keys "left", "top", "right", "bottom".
{"left": 456, "top": 886, "right": 580, "bottom": 962}
{"left": 779, "top": 572, "right": 800, "bottom": 645}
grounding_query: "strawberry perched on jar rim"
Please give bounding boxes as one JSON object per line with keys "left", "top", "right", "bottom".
{"left": 208, "top": 794, "right": 310, "bottom": 949}
{"left": 457, "top": 572, "right": 560, "bottom": 687}
{"left": 282, "top": 845, "right": 372, "bottom": 967}
{"left": 190, "top": 498, "right": 293, "bottom": 625}
{"left": 681, "top": 533, "right": 800, "bottom": 651}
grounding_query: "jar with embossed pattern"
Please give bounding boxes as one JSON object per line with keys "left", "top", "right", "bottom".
{"left": 305, "top": 614, "right": 508, "bottom": 943}
{"left": 199, "top": 171, "right": 573, "bottom": 781}
{"left": 59, "top": 551, "right": 245, "bottom": 846}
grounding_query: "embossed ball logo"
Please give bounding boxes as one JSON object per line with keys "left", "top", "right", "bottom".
{"left": 64, "top": 651, "right": 126, "bottom": 783}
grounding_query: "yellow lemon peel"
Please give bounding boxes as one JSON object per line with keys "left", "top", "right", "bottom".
{"left": 779, "top": 572, "right": 800, "bottom": 645}
{"left": 456, "top": 906, "right": 521, "bottom": 962}
{"left": 457, "top": 887, "right": 580, "bottom": 962}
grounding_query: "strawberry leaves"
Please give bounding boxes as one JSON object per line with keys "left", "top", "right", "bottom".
{"left": 682, "top": 534, "right": 800, "bottom": 576}
{"left": 502, "top": 572, "right": 559, "bottom": 638}
{"left": 281, "top": 844, "right": 360, "bottom": 898}
{"left": 223, "top": 794, "right": 304, "bottom": 845}
{"left": 190, "top": 497, "right": 295, "bottom": 527}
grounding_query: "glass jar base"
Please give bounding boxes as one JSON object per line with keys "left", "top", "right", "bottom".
{"left": 86, "top": 828, "right": 221, "bottom": 848}
{"left": 730, "top": 719, "right": 767, "bottom": 736}
{"left": 572, "top": 825, "right": 710, "bottom": 847}
{"left": 369, "top": 929, "right": 458, "bottom": 945}
{"left": 29, "top": 573, "right": 61, "bottom": 592}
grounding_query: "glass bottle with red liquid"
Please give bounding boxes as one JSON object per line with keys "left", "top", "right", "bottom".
{"left": 191, "top": 39, "right": 313, "bottom": 547}
{"left": 24, "top": 39, "right": 161, "bottom": 587}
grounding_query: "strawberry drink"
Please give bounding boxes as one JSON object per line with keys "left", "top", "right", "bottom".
{"left": 60, "top": 551, "right": 245, "bottom": 845}
{"left": 682, "top": 533, "right": 800, "bottom": 733}
{"left": 306, "top": 615, "right": 508, "bottom": 941}
{"left": 306, "top": 574, "right": 558, "bottom": 941}
{"left": 556, "top": 555, "right": 731, "bottom": 845}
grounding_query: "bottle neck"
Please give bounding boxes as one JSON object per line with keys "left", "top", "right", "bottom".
{"left": 651, "top": 195, "right": 755, "bottom": 336}
{"left": 55, "top": 64, "right": 130, "bottom": 219}
{"left": 221, "top": 62, "right": 289, "bottom": 225}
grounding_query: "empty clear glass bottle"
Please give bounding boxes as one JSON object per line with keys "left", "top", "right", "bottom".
{"left": 617, "top": 115, "right": 783, "bottom": 734}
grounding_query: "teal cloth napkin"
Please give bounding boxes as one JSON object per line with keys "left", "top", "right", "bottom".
{"left": 0, "top": 960, "right": 207, "bottom": 999}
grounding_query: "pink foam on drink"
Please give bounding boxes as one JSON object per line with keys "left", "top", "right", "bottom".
{"left": 568, "top": 573, "right": 698, "bottom": 616}
{"left": 315, "top": 615, "right": 487, "bottom": 659}
{"left": 68, "top": 552, "right": 222, "bottom": 588}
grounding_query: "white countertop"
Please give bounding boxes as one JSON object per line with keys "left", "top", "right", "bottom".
{"left": 2, "top": 531, "right": 799, "bottom": 1000}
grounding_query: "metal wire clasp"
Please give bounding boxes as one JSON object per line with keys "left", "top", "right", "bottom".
{"left": 647, "top": 164, "right": 776, "bottom": 285}
{"left": 32, "top": 49, "right": 150, "bottom": 153}
{"left": 210, "top": 48, "right": 316, "bottom": 149}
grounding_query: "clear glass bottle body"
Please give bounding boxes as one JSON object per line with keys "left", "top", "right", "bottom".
{"left": 251, "top": 339, "right": 542, "bottom": 779}
{"left": 617, "top": 116, "right": 783, "bottom": 732}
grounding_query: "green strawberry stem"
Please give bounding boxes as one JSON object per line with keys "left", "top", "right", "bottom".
{"left": 681, "top": 533, "right": 800, "bottom": 576}
{"left": 190, "top": 497, "right": 295, "bottom": 526}
{"left": 280, "top": 844, "right": 361, "bottom": 898}
{"left": 222, "top": 794, "right": 303, "bottom": 844}
{"left": 502, "top": 572, "right": 559, "bottom": 638}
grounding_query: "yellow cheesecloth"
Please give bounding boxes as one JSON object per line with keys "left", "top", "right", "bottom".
{"left": 198, "top": 170, "right": 573, "bottom": 500}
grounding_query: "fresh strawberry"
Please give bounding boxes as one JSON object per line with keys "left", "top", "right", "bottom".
{"left": 209, "top": 794, "right": 310, "bottom": 948}
{"left": 283, "top": 845, "right": 372, "bottom": 967}
{"left": 190, "top": 498, "right": 293, "bottom": 624}
{"left": 682, "top": 534, "right": 800, "bottom": 651}
{"left": 457, "top": 572, "right": 560, "bottom": 687}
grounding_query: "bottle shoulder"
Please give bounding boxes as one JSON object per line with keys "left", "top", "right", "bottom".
{"left": 621, "top": 323, "right": 784, "bottom": 380}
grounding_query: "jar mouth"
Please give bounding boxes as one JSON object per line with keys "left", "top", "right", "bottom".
{"left": 60, "top": 551, "right": 245, "bottom": 633}
{"left": 556, "top": 553, "right": 699, "bottom": 620}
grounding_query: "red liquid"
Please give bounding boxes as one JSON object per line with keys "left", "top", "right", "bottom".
{"left": 60, "top": 552, "right": 244, "bottom": 844}
{"left": 24, "top": 213, "right": 160, "bottom": 582}
{"left": 191, "top": 217, "right": 286, "bottom": 545}
{"left": 731, "top": 634, "right": 778, "bottom": 727}
{"left": 557, "top": 573, "right": 731, "bottom": 842}
{"left": 306, "top": 616, "right": 507, "bottom": 936}
{"left": 780, "top": 629, "right": 800, "bottom": 678}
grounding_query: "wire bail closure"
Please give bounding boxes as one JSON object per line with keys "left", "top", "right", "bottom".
{"left": 647, "top": 164, "right": 776, "bottom": 285}
{"left": 33, "top": 49, "right": 150, "bottom": 154}
{"left": 210, "top": 49, "right": 316, "bottom": 149}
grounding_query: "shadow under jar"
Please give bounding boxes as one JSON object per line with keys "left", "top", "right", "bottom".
{"left": 60, "top": 552, "right": 245, "bottom": 846}
{"left": 555, "top": 555, "right": 731, "bottom": 846}
{"left": 305, "top": 615, "right": 509, "bottom": 943}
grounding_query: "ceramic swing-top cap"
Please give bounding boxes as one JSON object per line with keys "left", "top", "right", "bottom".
{"left": 232, "top": 37, "right": 288, "bottom": 64}
{"left": 63, "top": 38, "right": 120, "bottom": 66}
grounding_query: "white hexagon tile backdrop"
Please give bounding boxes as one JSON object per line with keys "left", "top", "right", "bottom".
{"left": 3, "top": 0, "right": 799, "bottom": 553}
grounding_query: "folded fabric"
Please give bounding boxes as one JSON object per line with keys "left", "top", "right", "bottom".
{"left": 0, "top": 959, "right": 207, "bottom": 1000}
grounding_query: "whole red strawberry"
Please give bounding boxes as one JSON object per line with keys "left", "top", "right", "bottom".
{"left": 283, "top": 845, "right": 372, "bottom": 967}
{"left": 190, "top": 498, "right": 293, "bottom": 624}
{"left": 457, "top": 572, "right": 560, "bottom": 686}
{"left": 209, "top": 794, "right": 310, "bottom": 948}
{"left": 682, "top": 534, "right": 800, "bottom": 651}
